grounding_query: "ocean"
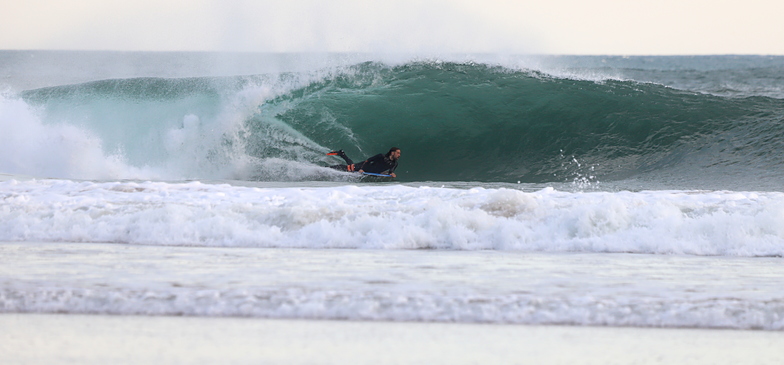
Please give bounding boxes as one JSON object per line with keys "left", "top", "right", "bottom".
{"left": 2, "top": 51, "right": 784, "bottom": 362}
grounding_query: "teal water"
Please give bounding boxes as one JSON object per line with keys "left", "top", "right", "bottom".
{"left": 6, "top": 53, "right": 784, "bottom": 189}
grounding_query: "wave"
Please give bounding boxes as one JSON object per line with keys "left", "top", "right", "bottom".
{"left": 4, "top": 285, "right": 782, "bottom": 330}
{"left": 2, "top": 180, "right": 784, "bottom": 257}
{"left": 4, "top": 61, "right": 784, "bottom": 187}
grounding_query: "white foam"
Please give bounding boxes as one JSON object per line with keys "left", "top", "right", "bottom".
{"left": 1, "top": 78, "right": 328, "bottom": 181}
{"left": 2, "top": 180, "right": 783, "bottom": 256}
{"left": 0, "top": 95, "right": 150, "bottom": 180}
{"left": 3, "top": 287, "right": 782, "bottom": 330}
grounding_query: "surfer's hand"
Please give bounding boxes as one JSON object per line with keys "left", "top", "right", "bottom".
{"left": 358, "top": 169, "right": 364, "bottom": 173}
{"left": 390, "top": 173, "right": 396, "bottom": 178}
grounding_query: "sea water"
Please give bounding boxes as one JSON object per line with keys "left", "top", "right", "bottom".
{"left": 1, "top": 51, "right": 784, "bottom": 333}
{"left": 3, "top": 243, "right": 784, "bottom": 330}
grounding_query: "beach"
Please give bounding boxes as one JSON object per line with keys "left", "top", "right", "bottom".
{"left": 4, "top": 313, "right": 784, "bottom": 365}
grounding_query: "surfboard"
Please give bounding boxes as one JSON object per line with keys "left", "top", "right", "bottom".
{"left": 362, "top": 172, "right": 393, "bottom": 178}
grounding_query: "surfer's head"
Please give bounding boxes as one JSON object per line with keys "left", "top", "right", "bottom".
{"left": 387, "top": 147, "right": 401, "bottom": 160}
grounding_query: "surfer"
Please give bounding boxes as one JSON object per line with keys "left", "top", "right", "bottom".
{"left": 328, "top": 147, "right": 401, "bottom": 178}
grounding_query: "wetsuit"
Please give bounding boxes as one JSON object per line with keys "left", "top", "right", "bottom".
{"left": 330, "top": 152, "right": 398, "bottom": 174}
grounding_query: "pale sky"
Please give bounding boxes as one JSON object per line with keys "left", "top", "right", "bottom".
{"left": 2, "top": 0, "right": 783, "bottom": 55}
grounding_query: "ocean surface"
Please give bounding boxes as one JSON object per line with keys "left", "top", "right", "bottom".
{"left": 1, "top": 51, "right": 784, "bottom": 331}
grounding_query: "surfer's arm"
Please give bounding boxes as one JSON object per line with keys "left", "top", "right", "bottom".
{"left": 356, "top": 159, "right": 369, "bottom": 173}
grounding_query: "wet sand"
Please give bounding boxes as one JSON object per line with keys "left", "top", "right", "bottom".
{"left": 2, "top": 313, "right": 783, "bottom": 365}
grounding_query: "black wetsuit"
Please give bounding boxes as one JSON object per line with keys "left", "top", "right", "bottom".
{"left": 330, "top": 153, "right": 398, "bottom": 174}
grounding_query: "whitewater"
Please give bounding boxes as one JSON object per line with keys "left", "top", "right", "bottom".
{"left": 2, "top": 51, "right": 784, "bottom": 332}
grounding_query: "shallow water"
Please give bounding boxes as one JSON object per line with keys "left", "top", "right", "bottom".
{"left": 2, "top": 242, "right": 782, "bottom": 329}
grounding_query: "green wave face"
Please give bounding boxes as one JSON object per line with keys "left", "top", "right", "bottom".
{"left": 21, "top": 62, "right": 784, "bottom": 184}
{"left": 269, "top": 62, "right": 784, "bottom": 183}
